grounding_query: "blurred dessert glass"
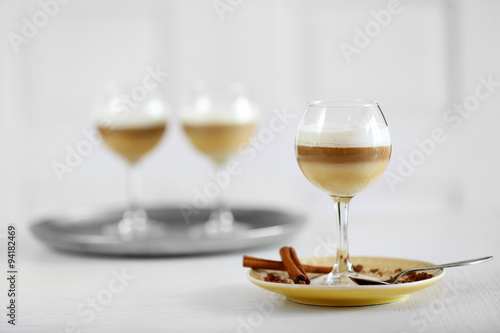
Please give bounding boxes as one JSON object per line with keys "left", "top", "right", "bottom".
{"left": 181, "top": 80, "right": 257, "bottom": 236}
{"left": 93, "top": 81, "right": 168, "bottom": 240}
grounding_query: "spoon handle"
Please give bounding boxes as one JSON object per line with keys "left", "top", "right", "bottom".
{"left": 408, "top": 256, "right": 493, "bottom": 272}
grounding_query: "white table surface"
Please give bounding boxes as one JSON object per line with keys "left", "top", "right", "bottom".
{"left": 1, "top": 208, "right": 499, "bottom": 333}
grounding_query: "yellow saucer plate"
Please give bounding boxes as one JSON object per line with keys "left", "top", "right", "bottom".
{"left": 247, "top": 256, "right": 445, "bottom": 306}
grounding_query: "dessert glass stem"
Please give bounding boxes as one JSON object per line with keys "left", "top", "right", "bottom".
{"left": 119, "top": 164, "right": 147, "bottom": 236}
{"left": 328, "top": 196, "right": 354, "bottom": 282}
{"left": 128, "top": 164, "right": 139, "bottom": 214}
{"left": 208, "top": 165, "right": 234, "bottom": 233}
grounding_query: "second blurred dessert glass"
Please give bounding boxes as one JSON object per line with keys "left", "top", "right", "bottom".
{"left": 181, "top": 80, "right": 257, "bottom": 236}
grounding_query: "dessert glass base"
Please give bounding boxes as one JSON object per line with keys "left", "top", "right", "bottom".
{"left": 311, "top": 272, "right": 372, "bottom": 286}
{"left": 103, "top": 210, "right": 168, "bottom": 240}
{"left": 187, "top": 209, "right": 250, "bottom": 239}
{"left": 188, "top": 219, "right": 250, "bottom": 239}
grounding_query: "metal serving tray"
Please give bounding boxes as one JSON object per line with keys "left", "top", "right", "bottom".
{"left": 30, "top": 205, "right": 305, "bottom": 256}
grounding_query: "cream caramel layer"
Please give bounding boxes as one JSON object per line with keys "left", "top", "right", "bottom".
{"left": 296, "top": 145, "right": 391, "bottom": 197}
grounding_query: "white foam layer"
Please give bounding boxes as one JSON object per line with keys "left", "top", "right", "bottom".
{"left": 181, "top": 110, "right": 257, "bottom": 126}
{"left": 96, "top": 115, "right": 167, "bottom": 129}
{"left": 93, "top": 94, "right": 169, "bottom": 128}
{"left": 297, "top": 125, "right": 390, "bottom": 147}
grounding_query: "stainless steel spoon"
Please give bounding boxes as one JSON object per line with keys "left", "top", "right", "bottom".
{"left": 349, "top": 256, "right": 493, "bottom": 285}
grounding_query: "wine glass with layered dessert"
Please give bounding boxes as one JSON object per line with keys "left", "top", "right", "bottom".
{"left": 295, "top": 100, "right": 391, "bottom": 285}
{"left": 94, "top": 81, "right": 168, "bottom": 239}
{"left": 181, "top": 80, "right": 257, "bottom": 235}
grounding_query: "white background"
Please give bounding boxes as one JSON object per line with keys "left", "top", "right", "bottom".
{"left": 1, "top": 0, "right": 500, "bottom": 221}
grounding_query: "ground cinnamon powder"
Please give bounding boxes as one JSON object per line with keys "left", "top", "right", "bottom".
{"left": 264, "top": 273, "right": 291, "bottom": 284}
{"left": 396, "top": 271, "right": 434, "bottom": 284}
{"left": 353, "top": 265, "right": 363, "bottom": 273}
{"left": 262, "top": 267, "right": 434, "bottom": 284}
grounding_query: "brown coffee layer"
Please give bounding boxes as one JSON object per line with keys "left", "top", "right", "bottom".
{"left": 296, "top": 145, "right": 392, "bottom": 164}
{"left": 183, "top": 123, "right": 255, "bottom": 164}
{"left": 98, "top": 124, "right": 166, "bottom": 163}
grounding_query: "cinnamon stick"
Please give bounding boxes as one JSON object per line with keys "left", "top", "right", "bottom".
{"left": 279, "top": 247, "right": 310, "bottom": 284}
{"left": 243, "top": 255, "right": 332, "bottom": 274}
{"left": 289, "top": 247, "right": 311, "bottom": 284}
